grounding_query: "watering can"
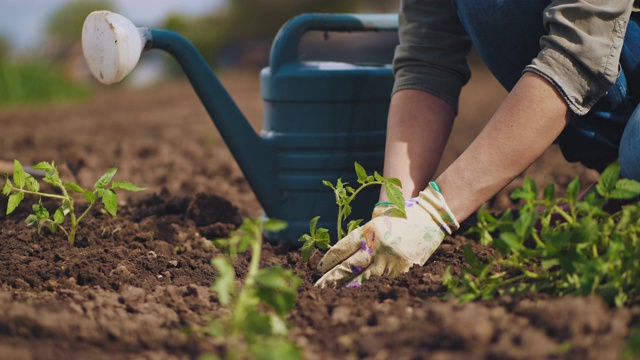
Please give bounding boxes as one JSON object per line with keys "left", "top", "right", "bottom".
{"left": 81, "top": 11, "right": 398, "bottom": 244}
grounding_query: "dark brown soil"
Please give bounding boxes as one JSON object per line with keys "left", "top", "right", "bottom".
{"left": 0, "top": 66, "right": 638, "bottom": 360}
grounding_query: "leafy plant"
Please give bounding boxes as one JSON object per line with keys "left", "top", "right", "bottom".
{"left": 299, "top": 216, "right": 331, "bottom": 262}
{"left": 443, "top": 161, "right": 640, "bottom": 307}
{"left": 208, "top": 217, "right": 302, "bottom": 360}
{"left": 0, "top": 60, "right": 90, "bottom": 106}
{"left": 2, "top": 160, "right": 145, "bottom": 244}
{"left": 298, "top": 162, "right": 405, "bottom": 261}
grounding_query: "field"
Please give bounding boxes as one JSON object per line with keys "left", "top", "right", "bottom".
{"left": 0, "top": 62, "right": 638, "bottom": 359}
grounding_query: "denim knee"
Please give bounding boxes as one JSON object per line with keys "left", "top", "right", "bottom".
{"left": 619, "top": 106, "right": 640, "bottom": 181}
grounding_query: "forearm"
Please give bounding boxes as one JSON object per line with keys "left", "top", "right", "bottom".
{"left": 381, "top": 89, "right": 455, "bottom": 200}
{"left": 436, "top": 72, "right": 571, "bottom": 222}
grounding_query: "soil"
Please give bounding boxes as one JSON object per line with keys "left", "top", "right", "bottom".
{"left": 1, "top": 63, "right": 638, "bottom": 360}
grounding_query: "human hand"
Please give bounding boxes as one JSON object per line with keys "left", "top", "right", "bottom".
{"left": 315, "top": 182, "right": 459, "bottom": 288}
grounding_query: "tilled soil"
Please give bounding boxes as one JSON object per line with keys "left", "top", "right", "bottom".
{"left": 0, "top": 67, "right": 638, "bottom": 360}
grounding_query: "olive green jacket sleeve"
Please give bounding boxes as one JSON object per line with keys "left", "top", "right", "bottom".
{"left": 524, "top": 0, "right": 635, "bottom": 115}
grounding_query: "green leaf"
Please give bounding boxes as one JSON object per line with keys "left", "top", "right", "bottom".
{"left": 12, "top": 160, "right": 26, "bottom": 189}
{"left": 25, "top": 214, "right": 38, "bottom": 226}
{"left": 596, "top": 161, "right": 620, "bottom": 195}
{"left": 31, "top": 161, "right": 54, "bottom": 172}
{"left": 2, "top": 176, "right": 11, "bottom": 195}
{"left": 94, "top": 166, "right": 118, "bottom": 190}
{"left": 248, "top": 337, "right": 301, "bottom": 360}
{"left": 84, "top": 190, "right": 96, "bottom": 203}
{"left": 499, "top": 232, "right": 524, "bottom": 252}
{"left": 53, "top": 208, "right": 65, "bottom": 225}
{"left": 354, "top": 162, "right": 367, "bottom": 184}
{"left": 25, "top": 175, "right": 39, "bottom": 192}
{"left": 314, "top": 228, "right": 330, "bottom": 249}
{"left": 566, "top": 178, "right": 581, "bottom": 201}
{"left": 7, "top": 192, "right": 24, "bottom": 214}
{"left": 101, "top": 189, "right": 118, "bottom": 217}
{"left": 110, "top": 180, "right": 146, "bottom": 192}
{"left": 346, "top": 219, "right": 363, "bottom": 235}
{"left": 263, "top": 218, "right": 287, "bottom": 232}
{"left": 300, "top": 238, "right": 315, "bottom": 262}
{"left": 64, "top": 181, "right": 84, "bottom": 193}
{"left": 543, "top": 183, "right": 556, "bottom": 203}
{"left": 308, "top": 216, "right": 319, "bottom": 236}
{"left": 255, "top": 266, "right": 301, "bottom": 316}
{"left": 609, "top": 188, "right": 639, "bottom": 200}
{"left": 384, "top": 177, "right": 402, "bottom": 188}
{"left": 211, "top": 256, "right": 235, "bottom": 305}
{"left": 511, "top": 178, "right": 537, "bottom": 201}
{"left": 384, "top": 182, "right": 406, "bottom": 215}
{"left": 33, "top": 202, "right": 49, "bottom": 219}
{"left": 462, "top": 243, "right": 481, "bottom": 269}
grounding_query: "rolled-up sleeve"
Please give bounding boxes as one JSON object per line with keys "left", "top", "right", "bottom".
{"left": 393, "top": 0, "right": 472, "bottom": 114}
{"left": 525, "top": 0, "right": 634, "bottom": 115}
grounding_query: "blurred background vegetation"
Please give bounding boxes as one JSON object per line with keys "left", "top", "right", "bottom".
{"left": 0, "top": 0, "right": 399, "bottom": 106}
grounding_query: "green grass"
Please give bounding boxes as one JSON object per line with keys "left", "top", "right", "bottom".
{"left": 0, "top": 60, "right": 91, "bottom": 106}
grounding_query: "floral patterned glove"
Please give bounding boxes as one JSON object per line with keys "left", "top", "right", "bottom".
{"left": 315, "top": 182, "right": 459, "bottom": 288}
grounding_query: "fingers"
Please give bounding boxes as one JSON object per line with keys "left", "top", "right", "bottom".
{"left": 314, "top": 245, "right": 374, "bottom": 288}
{"left": 317, "top": 227, "right": 364, "bottom": 273}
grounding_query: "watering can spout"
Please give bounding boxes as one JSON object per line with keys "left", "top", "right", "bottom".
{"left": 81, "top": 11, "right": 276, "bottom": 211}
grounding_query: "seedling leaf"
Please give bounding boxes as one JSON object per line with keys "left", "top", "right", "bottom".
{"left": 7, "top": 192, "right": 24, "bottom": 214}
{"left": 211, "top": 256, "right": 235, "bottom": 305}
{"left": 263, "top": 218, "right": 287, "bottom": 232}
{"left": 94, "top": 166, "right": 118, "bottom": 189}
{"left": 300, "top": 238, "right": 315, "bottom": 262}
{"left": 2, "top": 176, "right": 11, "bottom": 196}
{"left": 31, "top": 161, "right": 54, "bottom": 172}
{"left": 64, "top": 181, "right": 84, "bottom": 193}
{"left": 25, "top": 214, "right": 38, "bottom": 226}
{"left": 385, "top": 181, "right": 406, "bottom": 215}
{"left": 53, "top": 208, "right": 65, "bottom": 225}
{"left": 255, "top": 266, "right": 300, "bottom": 316}
{"left": 101, "top": 189, "right": 118, "bottom": 217}
{"left": 84, "top": 190, "right": 96, "bottom": 203}
{"left": 111, "top": 180, "right": 146, "bottom": 192}
{"left": 25, "top": 175, "right": 39, "bottom": 192}
{"left": 13, "top": 160, "right": 26, "bottom": 189}
{"left": 597, "top": 161, "right": 620, "bottom": 195}
{"left": 354, "top": 162, "right": 367, "bottom": 184}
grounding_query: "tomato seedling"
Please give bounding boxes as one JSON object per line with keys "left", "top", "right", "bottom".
{"left": 2, "top": 160, "right": 145, "bottom": 244}
{"left": 209, "top": 217, "right": 302, "bottom": 360}
{"left": 299, "top": 162, "right": 405, "bottom": 262}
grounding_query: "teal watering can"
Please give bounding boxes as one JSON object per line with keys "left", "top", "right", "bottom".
{"left": 81, "top": 11, "right": 398, "bottom": 244}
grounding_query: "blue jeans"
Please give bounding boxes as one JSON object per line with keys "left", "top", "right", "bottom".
{"left": 453, "top": 0, "right": 640, "bottom": 179}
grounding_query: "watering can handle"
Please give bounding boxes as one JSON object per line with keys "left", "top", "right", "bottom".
{"left": 269, "top": 13, "right": 399, "bottom": 72}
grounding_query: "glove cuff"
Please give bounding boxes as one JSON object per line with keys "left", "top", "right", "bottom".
{"left": 418, "top": 181, "right": 460, "bottom": 234}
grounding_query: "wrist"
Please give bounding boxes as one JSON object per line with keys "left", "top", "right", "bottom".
{"left": 419, "top": 181, "right": 460, "bottom": 234}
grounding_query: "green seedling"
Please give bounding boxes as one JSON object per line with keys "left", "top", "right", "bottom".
{"left": 2, "top": 160, "right": 145, "bottom": 244}
{"left": 443, "top": 161, "right": 640, "bottom": 307}
{"left": 299, "top": 162, "right": 405, "bottom": 262}
{"left": 208, "top": 217, "right": 302, "bottom": 360}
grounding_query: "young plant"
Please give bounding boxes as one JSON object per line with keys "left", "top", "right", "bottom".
{"left": 2, "top": 160, "right": 145, "bottom": 244}
{"left": 208, "top": 217, "right": 302, "bottom": 360}
{"left": 299, "top": 162, "right": 405, "bottom": 261}
{"left": 443, "top": 161, "right": 640, "bottom": 307}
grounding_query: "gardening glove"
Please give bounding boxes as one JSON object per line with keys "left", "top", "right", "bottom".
{"left": 315, "top": 182, "right": 459, "bottom": 288}
{"left": 371, "top": 200, "right": 401, "bottom": 218}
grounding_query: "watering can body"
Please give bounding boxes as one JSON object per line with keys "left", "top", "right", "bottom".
{"left": 81, "top": 12, "right": 398, "bottom": 244}
{"left": 259, "top": 14, "right": 397, "bottom": 242}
